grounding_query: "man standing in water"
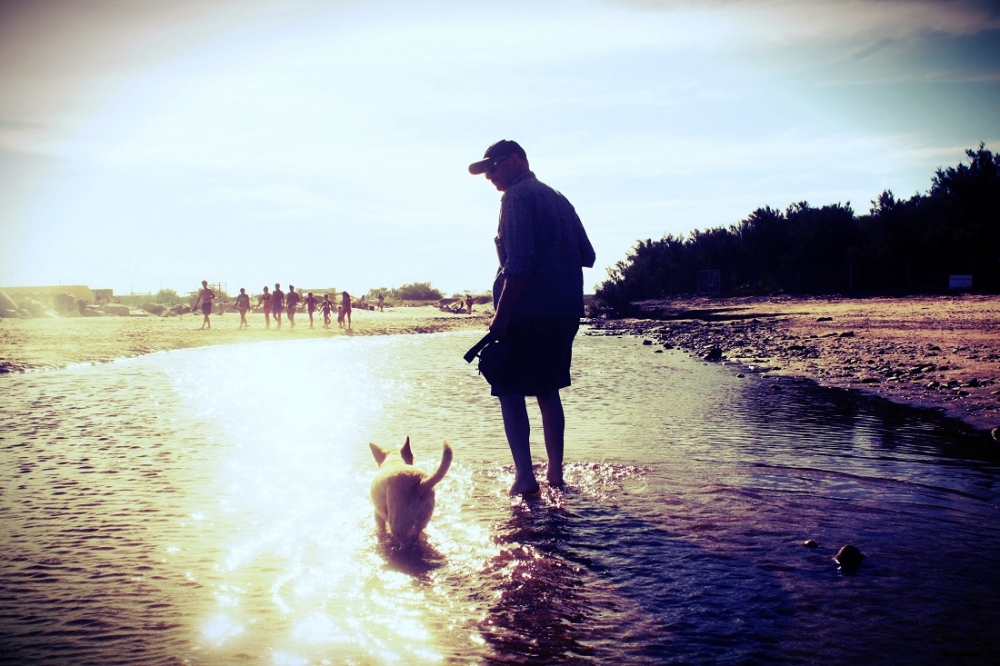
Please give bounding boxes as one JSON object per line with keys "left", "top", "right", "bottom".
{"left": 192, "top": 280, "right": 216, "bottom": 330}
{"left": 468, "top": 140, "right": 596, "bottom": 495}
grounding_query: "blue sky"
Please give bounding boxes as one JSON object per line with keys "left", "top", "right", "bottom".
{"left": 1, "top": 0, "right": 998, "bottom": 297}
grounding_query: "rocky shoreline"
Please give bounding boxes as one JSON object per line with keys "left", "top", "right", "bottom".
{"left": 587, "top": 295, "right": 1000, "bottom": 436}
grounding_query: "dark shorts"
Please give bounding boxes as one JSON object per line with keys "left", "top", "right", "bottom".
{"left": 490, "top": 316, "right": 579, "bottom": 397}
{"left": 201, "top": 302, "right": 212, "bottom": 315}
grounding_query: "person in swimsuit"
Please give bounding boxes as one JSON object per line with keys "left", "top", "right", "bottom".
{"left": 340, "top": 291, "right": 352, "bottom": 329}
{"left": 286, "top": 285, "right": 300, "bottom": 329}
{"left": 235, "top": 287, "right": 251, "bottom": 329}
{"left": 377, "top": 293, "right": 385, "bottom": 312}
{"left": 320, "top": 294, "right": 334, "bottom": 328}
{"left": 466, "top": 294, "right": 474, "bottom": 314}
{"left": 272, "top": 283, "right": 285, "bottom": 329}
{"left": 258, "top": 286, "right": 272, "bottom": 329}
{"left": 305, "top": 292, "right": 318, "bottom": 328}
{"left": 192, "top": 280, "right": 215, "bottom": 330}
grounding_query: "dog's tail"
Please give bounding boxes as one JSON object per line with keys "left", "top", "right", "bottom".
{"left": 419, "top": 442, "right": 452, "bottom": 493}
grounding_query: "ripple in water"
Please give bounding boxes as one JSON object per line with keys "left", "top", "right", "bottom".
{"left": 1, "top": 330, "right": 998, "bottom": 664}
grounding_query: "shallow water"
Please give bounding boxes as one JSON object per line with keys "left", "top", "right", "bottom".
{"left": 1, "top": 330, "right": 999, "bottom": 665}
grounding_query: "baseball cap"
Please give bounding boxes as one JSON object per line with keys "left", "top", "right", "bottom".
{"left": 468, "top": 140, "right": 527, "bottom": 175}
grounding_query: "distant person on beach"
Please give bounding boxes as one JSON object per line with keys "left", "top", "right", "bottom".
{"left": 235, "top": 288, "right": 251, "bottom": 329}
{"left": 286, "top": 285, "right": 300, "bottom": 328}
{"left": 192, "top": 280, "right": 216, "bottom": 330}
{"left": 468, "top": 139, "right": 596, "bottom": 496}
{"left": 272, "top": 283, "right": 285, "bottom": 329}
{"left": 341, "top": 291, "right": 352, "bottom": 329}
{"left": 258, "top": 286, "right": 272, "bottom": 329}
{"left": 466, "top": 294, "right": 474, "bottom": 314}
{"left": 305, "top": 292, "right": 318, "bottom": 328}
{"left": 321, "top": 294, "right": 334, "bottom": 328}
{"left": 377, "top": 293, "right": 385, "bottom": 312}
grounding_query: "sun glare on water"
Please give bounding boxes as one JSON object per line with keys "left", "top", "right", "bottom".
{"left": 155, "top": 337, "right": 499, "bottom": 663}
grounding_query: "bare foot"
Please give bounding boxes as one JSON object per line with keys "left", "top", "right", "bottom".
{"left": 546, "top": 462, "right": 564, "bottom": 487}
{"left": 509, "top": 477, "right": 541, "bottom": 496}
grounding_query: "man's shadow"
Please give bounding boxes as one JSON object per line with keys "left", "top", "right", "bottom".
{"left": 474, "top": 486, "right": 795, "bottom": 665}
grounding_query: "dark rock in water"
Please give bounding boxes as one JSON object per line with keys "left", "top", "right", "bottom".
{"left": 642, "top": 339, "right": 653, "bottom": 345}
{"left": 736, "top": 373, "right": 745, "bottom": 378}
{"left": 703, "top": 347, "right": 723, "bottom": 362}
{"left": 834, "top": 544, "right": 865, "bottom": 569}
{"left": 804, "top": 539, "right": 819, "bottom": 548}
{"left": 816, "top": 316, "right": 833, "bottom": 322}
{"left": 838, "top": 331, "right": 855, "bottom": 338}
{"left": 654, "top": 349, "right": 663, "bottom": 354}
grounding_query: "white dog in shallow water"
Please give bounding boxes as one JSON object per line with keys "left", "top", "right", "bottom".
{"left": 369, "top": 437, "right": 452, "bottom": 545}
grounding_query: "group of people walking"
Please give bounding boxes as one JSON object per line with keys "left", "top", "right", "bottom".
{"left": 255, "top": 284, "right": 353, "bottom": 330}
{"left": 194, "top": 282, "right": 355, "bottom": 330}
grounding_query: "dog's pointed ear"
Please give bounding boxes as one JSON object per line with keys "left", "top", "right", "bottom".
{"left": 400, "top": 436, "right": 414, "bottom": 465}
{"left": 369, "top": 442, "right": 388, "bottom": 467}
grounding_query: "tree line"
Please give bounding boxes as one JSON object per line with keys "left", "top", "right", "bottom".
{"left": 594, "top": 144, "right": 1000, "bottom": 315}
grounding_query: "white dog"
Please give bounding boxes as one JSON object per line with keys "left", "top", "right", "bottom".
{"left": 369, "top": 437, "right": 452, "bottom": 545}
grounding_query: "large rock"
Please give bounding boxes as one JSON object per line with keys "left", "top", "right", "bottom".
{"left": 102, "top": 303, "right": 131, "bottom": 316}
{"left": 141, "top": 303, "right": 166, "bottom": 316}
{"left": 22, "top": 298, "right": 60, "bottom": 318}
{"left": 0, "top": 290, "right": 18, "bottom": 315}
{"left": 53, "top": 293, "right": 78, "bottom": 312}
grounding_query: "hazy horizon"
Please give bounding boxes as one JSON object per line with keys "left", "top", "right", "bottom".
{"left": 2, "top": 0, "right": 998, "bottom": 298}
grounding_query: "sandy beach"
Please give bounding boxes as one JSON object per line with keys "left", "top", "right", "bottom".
{"left": 589, "top": 295, "right": 1000, "bottom": 434}
{"left": 3, "top": 295, "right": 1000, "bottom": 433}
{"left": 0, "top": 306, "right": 492, "bottom": 373}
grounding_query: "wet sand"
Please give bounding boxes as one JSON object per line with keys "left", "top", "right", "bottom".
{"left": 0, "top": 306, "right": 492, "bottom": 373}
{"left": 4, "top": 296, "right": 1000, "bottom": 432}
{"left": 590, "top": 295, "right": 1000, "bottom": 433}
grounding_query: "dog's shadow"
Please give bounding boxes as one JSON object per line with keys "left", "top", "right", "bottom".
{"left": 375, "top": 533, "right": 447, "bottom": 577}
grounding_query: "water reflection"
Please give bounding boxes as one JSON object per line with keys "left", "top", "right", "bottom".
{"left": 1, "top": 330, "right": 998, "bottom": 664}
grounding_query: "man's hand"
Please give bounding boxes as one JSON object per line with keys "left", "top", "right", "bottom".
{"left": 490, "top": 274, "right": 528, "bottom": 339}
{"left": 489, "top": 310, "right": 511, "bottom": 339}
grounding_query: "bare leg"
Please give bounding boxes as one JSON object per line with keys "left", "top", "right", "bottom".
{"left": 537, "top": 390, "right": 565, "bottom": 487}
{"left": 498, "top": 394, "right": 540, "bottom": 495}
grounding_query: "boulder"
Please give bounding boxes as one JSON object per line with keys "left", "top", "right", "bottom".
{"left": 0, "top": 308, "right": 21, "bottom": 319}
{"left": 0, "top": 290, "right": 18, "bottom": 313}
{"left": 141, "top": 303, "right": 166, "bottom": 316}
{"left": 53, "top": 293, "right": 78, "bottom": 313}
{"left": 102, "top": 303, "right": 131, "bottom": 316}
{"left": 22, "top": 298, "right": 60, "bottom": 318}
